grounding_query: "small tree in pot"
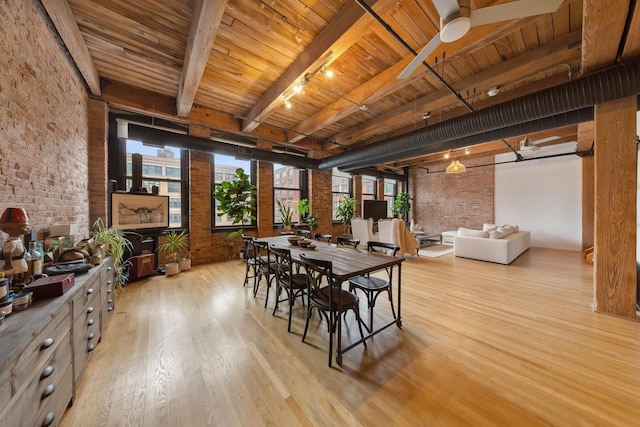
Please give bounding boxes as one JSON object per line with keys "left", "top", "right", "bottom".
{"left": 276, "top": 199, "right": 294, "bottom": 231}
{"left": 392, "top": 192, "right": 412, "bottom": 221}
{"left": 336, "top": 196, "right": 355, "bottom": 236}
{"left": 157, "top": 230, "right": 189, "bottom": 276}
{"left": 213, "top": 168, "right": 257, "bottom": 240}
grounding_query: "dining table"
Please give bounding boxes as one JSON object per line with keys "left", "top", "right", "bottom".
{"left": 260, "top": 235, "right": 405, "bottom": 365}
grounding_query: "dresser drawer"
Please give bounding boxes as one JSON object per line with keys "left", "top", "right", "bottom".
{"left": 9, "top": 308, "right": 71, "bottom": 396}
{"left": 34, "top": 363, "right": 73, "bottom": 427}
{"left": 1, "top": 331, "right": 72, "bottom": 427}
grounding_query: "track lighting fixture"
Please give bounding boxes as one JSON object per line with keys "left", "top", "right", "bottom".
{"left": 282, "top": 57, "right": 332, "bottom": 109}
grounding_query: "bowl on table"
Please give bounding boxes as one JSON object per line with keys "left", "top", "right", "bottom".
{"left": 298, "top": 239, "right": 312, "bottom": 248}
{"left": 287, "top": 236, "right": 305, "bottom": 246}
{"left": 306, "top": 243, "right": 316, "bottom": 250}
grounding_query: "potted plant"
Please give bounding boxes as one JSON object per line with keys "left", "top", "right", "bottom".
{"left": 336, "top": 196, "right": 355, "bottom": 236}
{"left": 157, "top": 230, "right": 189, "bottom": 276}
{"left": 213, "top": 168, "right": 257, "bottom": 240}
{"left": 297, "top": 198, "right": 310, "bottom": 222}
{"left": 179, "top": 251, "right": 192, "bottom": 271}
{"left": 91, "top": 218, "right": 134, "bottom": 292}
{"left": 276, "top": 199, "right": 294, "bottom": 231}
{"left": 306, "top": 213, "right": 319, "bottom": 232}
{"left": 393, "top": 192, "right": 412, "bottom": 221}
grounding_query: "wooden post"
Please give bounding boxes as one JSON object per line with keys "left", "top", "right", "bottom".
{"left": 593, "top": 96, "right": 637, "bottom": 318}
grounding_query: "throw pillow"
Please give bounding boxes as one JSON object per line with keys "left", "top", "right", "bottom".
{"left": 482, "top": 223, "right": 496, "bottom": 231}
{"left": 458, "top": 227, "right": 489, "bottom": 238}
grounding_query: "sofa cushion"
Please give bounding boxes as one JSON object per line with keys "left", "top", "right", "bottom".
{"left": 489, "top": 225, "right": 518, "bottom": 239}
{"left": 482, "top": 223, "right": 496, "bottom": 231}
{"left": 458, "top": 227, "right": 489, "bottom": 238}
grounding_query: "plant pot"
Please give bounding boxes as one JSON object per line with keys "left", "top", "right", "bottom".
{"left": 165, "top": 262, "right": 180, "bottom": 276}
{"left": 179, "top": 258, "right": 191, "bottom": 271}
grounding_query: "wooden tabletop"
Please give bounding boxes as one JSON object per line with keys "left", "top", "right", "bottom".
{"left": 259, "top": 236, "right": 404, "bottom": 282}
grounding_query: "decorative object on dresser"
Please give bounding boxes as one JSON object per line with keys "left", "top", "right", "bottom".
{"left": 91, "top": 218, "right": 134, "bottom": 290}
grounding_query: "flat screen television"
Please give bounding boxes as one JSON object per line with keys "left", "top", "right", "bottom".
{"left": 362, "top": 200, "right": 388, "bottom": 221}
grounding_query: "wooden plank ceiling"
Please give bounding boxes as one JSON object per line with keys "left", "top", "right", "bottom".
{"left": 42, "top": 0, "right": 639, "bottom": 171}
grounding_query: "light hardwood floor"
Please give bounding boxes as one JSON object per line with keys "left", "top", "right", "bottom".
{"left": 60, "top": 247, "right": 640, "bottom": 426}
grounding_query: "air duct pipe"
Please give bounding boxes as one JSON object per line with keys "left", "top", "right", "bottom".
{"left": 320, "top": 59, "right": 640, "bottom": 170}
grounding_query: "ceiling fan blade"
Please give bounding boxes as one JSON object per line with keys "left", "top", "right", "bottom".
{"left": 398, "top": 33, "right": 442, "bottom": 79}
{"left": 470, "top": 0, "right": 563, "bottom": 27}
{"left": 432, "top": 0, "right": 461, "bottom": 20}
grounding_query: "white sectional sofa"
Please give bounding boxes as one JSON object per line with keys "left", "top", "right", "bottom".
{"left": 453, "top": 225, "right": 530, "bottom": 265}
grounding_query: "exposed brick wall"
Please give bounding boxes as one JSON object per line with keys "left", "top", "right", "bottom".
{"left": 88, "top": 99, "right": 108, "bottom": 226}
{"left": 257, "top": 161, "right": 274, "bottom": 237}
{"left": 309, "top": 168, "right": 332, "bottom": 235}
{"left": 0, "top": 1, "right": 89, "bottom": 240}
{"left": 409, "top": 156, "right": 494, "bottom": 233}
{"left": 188, "top": 150, "right": 214, "bottom": 265}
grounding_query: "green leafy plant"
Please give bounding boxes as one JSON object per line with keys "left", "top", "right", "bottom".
{"left": 305, "top": 213, "right": 319, "bottom": 232}
{"left": 156, "top": 230, "right": 189, "bottom": 264}
{"left": 392, "top": 192, "right": 412, "bottom": 219}
{"left": 91, "top": 217, "right": 134, "bottom": 291}
{"left": 297, "top": 198, "right": 310, "bottom": 219}
{"left": 336, "top": 196, "right": 355, "bottom": 235}
{"left": 276, "top": 199, "right": 294, "bottom": 229}
{"left": 213, "top": 168, "right": 257, "bottom": 239}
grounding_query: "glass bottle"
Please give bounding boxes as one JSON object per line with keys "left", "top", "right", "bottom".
{"left": 26, "top": 241, "right": 43, "bottom": 278}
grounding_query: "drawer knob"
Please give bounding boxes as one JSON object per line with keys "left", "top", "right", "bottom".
{"left": 88, "top": 343, "right": 96, "bottom": 352}
{"left": 40, "top": 365, "right": 55, "bottom": 381}
{"left": 107, "top": 287, "right": 112, "bottom": 293}
{"left": 87, "top": 318, "right": 95, "bottom": 326}
{"left": 87, "top": 306, "right": 94, "bottom": 313}
{"left": 42, "top": 412, "right": 56, "bottom": 427}
{"left": 40, "top": 337, "right": 55, "bottom": 350}
{"left": 41, "top": 383, "right": 55, "bottom": 400}
{"left": 87, "top": 288, "right": 94, "bottom": 295}
{"left": 88, "top": 332, "right": 95, "bottom": 340}
{"left": 107, "top": 266, "right": 112, "bottom": 271}
{"left": 108, "top": 306, "right": 114, "bottom": 312}
{"left": 108, "top": 299, "right": 113, "bottom": 304}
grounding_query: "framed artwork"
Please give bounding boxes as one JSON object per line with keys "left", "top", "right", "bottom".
{"left": 111, "top": 193, "right": 169, "bottom": 230}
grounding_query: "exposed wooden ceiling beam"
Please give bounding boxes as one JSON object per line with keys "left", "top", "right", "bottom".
{"left": 176, "top": 0, "right": 227, "bottom": 117}
{"left": 41, "top": 0, "right": 101, "bottom": 96}
{"left": 621, "top": 0, "right": 640, "bottom": 59}
{"left": 241, "top": 0, "right": 397, "bottom": 133}
{"left": 333, "top": 31, "right": 582, "bottom": 146}
{"left": 581, "top": 0, "right": 630, "bottom": 73}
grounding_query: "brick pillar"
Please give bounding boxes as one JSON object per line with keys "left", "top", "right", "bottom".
{"left": 87, "top": 98, "right": 108, "bottom": 227}
{"left": 309, "top": 168, "right": 332, "bottom": 235}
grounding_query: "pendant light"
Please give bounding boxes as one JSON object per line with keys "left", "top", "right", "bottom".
{"left": 446, "top": 160, "right": 466, "bottom": 174}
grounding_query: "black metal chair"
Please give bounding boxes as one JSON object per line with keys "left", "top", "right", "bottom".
{"left": 314, "top": 233, "right": 332, "bottom": 243}
{"left": 348, "top": 241, "right": 400, "bottom": 332}
{"left": 336, "top": 236, "right": 360, "bottom": 248}
{"left": 252, "top": 240, "right": 276, "bottom": 308}
{"left": 300, "top": 254, "right": 366, "bottom": 367}
{"left": 270, "top": 245, "right": 307, "bottom": 332}
{"left": 241, "top": 234, "right": 257, "bottom": 288}
{"left": 296, "top": 229, "right": 311, "bottom": 238}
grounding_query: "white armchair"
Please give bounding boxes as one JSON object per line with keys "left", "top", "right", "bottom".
{"left": 350, "top": 217, "right": 379, "bottom": 249}
{"left": 377, "top": 218, "right": 417, "bottom": 256}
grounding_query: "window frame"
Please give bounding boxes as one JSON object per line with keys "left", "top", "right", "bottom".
{"left": 332, "top": 168, "right": 352, "bottom": 222}
{"left": 273, "top": 164, "right": 306, "bottom": 227}
{"left": 211, "top": 154, "right": 257, "bottom": 231}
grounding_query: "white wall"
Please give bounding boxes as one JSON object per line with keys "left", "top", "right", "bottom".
{"left": 494, "top": 142, "right": 582, "bottom": 250}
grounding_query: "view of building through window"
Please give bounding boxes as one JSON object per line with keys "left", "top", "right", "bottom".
{"left": 332, "top": 168, "right": 352, "bottom": 221}
{"left": 273, "top": 163, "right": 302, "bottom": 224}
{"left": 384, "top": 178, "right": 397, "bottom": 218}
{"left": 125, "top": 140, "right": 182, "bottom": 228}
{"left": 362, "top": 175, "right": 376, "bottom": 201}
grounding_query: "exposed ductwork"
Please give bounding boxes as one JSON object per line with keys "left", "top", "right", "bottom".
{"left": 320, "top": 59, "right": 640, "bottom": 170}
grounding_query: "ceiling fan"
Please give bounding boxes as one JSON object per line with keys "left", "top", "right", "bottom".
{"left": 398, "top": 0, "right": 564, "bottom": 79}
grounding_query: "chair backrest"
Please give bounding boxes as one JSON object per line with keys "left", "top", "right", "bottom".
{"left": 252, "top": 240, "right": 272, "bottom": 269}
{"left": 241, "top": 234, "right": 255, "bottom": 260}
{"left": 350, "top": 217, "right": 373, "bottom": 247}
{"left": 299, "top": 254, "right": 333, "bottom": 294}
{"left": 296, "top": 229, "right": 311, "bottom": 238}
{"left": 314, "top": 233, "right": 332, "bottom": 243}
{"left": 367, "top": 241, "right": 400, "bottom": 256}
{"left": 336, "top": 236, "right": 360, "bottom": 248}
{"left": 270, "top": 245, "right": 293, "bottom": 284}
{"left": 376, "top": 219, "right": 395, "bottom": 244}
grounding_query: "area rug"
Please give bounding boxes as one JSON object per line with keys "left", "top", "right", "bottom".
{"left": 418, "top": 244, "right": 454, "bottom": 258}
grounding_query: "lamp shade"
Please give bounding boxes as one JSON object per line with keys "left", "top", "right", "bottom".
{"left": 0, "top": 207, "right": 31, "bottom": 237}
{"left": 446, "top": 160, "right": 466, "bottom": 174}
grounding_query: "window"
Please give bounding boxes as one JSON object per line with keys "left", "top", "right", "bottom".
{"left": 362, "top": 175, "right": 377, "bottom": 201}
{"left": 212, "top": 154, "right": 253, "bottom": 227}
{"left": 123, "top": 140, "right": 185, "bottom": 228}
{"left": 332, "top": 168, "right": 352, "bottom": 221}
{"left": 273, "top": 163, "right": 303, "bottom": 225}
{"left": 384, "top": 178, "right": 397, "bottom": 218}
